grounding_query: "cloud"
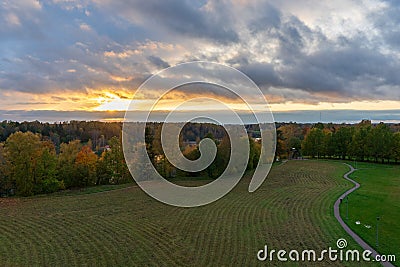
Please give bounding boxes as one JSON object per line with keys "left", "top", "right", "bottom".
{"left": 206, "top": 1, "right": 400, "bottom": 102}
{"left": 239, "top": 62, "right": 281, "bottom": 88}
{"left": 1, "top": 0, "right": 400, "bottom": 113}
{"left": 92, "top": 0, "right": 239, "bottom": 44}
{"left": 147, "top": 55, "right": 170, "bottom": 69}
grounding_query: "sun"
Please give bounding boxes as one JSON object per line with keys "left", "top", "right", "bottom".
{"left": 95, "top": 98, "right": 131, "bottom": 111}
{"left": 93, "top": 92, "right": 131, "bottom": 111}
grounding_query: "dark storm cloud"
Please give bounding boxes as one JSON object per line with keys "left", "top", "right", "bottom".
{"left": 229, "top": 5, "right": 400, "bottom": 101}
{"left": 96, "top": 0, "right": 239, "bottom": 44}
{"left": 147, "top": 55, "right": 170, "bottom": 69}
{"left": 283, "top": 46, "right": 396, "bottom": 93}
{"left": 239, "top": 63, "right": 282, "bottom": 88}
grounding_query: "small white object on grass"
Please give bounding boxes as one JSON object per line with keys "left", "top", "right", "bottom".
{"left": 356, "top": 221, "right": 361, "bottom": 225}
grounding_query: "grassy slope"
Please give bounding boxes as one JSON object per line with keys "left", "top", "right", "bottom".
{"left": 340, "top": 161, "right": 400, "bottom": 263}
{"left": 0, "top": 161, "right": 380, "bottom": 266}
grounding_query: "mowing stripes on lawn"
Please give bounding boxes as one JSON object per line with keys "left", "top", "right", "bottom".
{"left": 0, "top": 161, "right": 381, "bottom": 266}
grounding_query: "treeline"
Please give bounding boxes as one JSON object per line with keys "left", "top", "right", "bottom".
{"left": 0, "top": 132, "right": 131, "bottom": 196}
{"left": 0, "top": 120, "right": 122, "bottom": 148}
{"left": 0, "top": 121, "right": 260, "bottom": 196}
{"left": 0, "top": 120, "right": 229, "bottom": 150}
{"left": 3, "top": 119, "right": 400, "bottom": 197}
{"left": 277, "top": 120, "right": 400, "bottom": 163}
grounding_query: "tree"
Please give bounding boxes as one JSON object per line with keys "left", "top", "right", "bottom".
{"left": 349, "top": 121, "right": 371, "bottom": 161}
{"left": 332, "top": 126, "right": 353, "bottom": 160}
{"left": 4, "top": 132, "right": 41, "bottom": 196}
{"left": 202, "top": 133, "right": 218, "bottom": 178}
{"left": 324, "top": 131, "right": 335, "bottom": 158}
{"left": 275, "top": 129, "right": 287, "bottom": 159}
{"left": 288, "top": 137, "right": 302, "bottom": 152}
{"left": 247, "top": 137, "right": 260, "bottom": 170}
{"left": 368, "top": 123, "right": 393, "bottom": 163}
{"left": 277, "top": 124, "right": 304, "bottom": 158}
{"left": 4, "top": 132, "right": 63, "bottom": 195}
{"left": 0, "top": 143, "right": 10, "bottom": 195}
{"left": 181, "top": 145, "right": 201, "bottom": 177}
{"left": 97, "top": 136, "right": 131, "bottom": 185}
{"left": 33, "top": 141, "right": 63, "bottom": 194}
{"left": 58, "top": 140, "right": 82, "bottom": 188}
{"left": 393, "top": 132, "right": 400, "bottom": 163}
{"left": 75, "top": 145, "right": 98, "bottom": 187}
{"left": 213, "top": 133, "right": 231, "bottom": 178}
{"left": 302, "top": 128, "right": 325, "bottom": 158}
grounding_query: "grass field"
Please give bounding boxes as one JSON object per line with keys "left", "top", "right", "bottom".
{"left": 0, "top": 161, "right": 382, "bottom": 266}
{"left": 340, "top": 161, "right": 400, "bottom": 263}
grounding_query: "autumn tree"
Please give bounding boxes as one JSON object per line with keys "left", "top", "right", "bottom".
{"left": 181, "top": 144, "right": 201, "bottom": 177}
{"left": 275, "top": 129, "right": 287, "bottom": 159}
{"left": 277, "top": 124, "right": 303, "bottom": 157}
{"left": 75, "top": 145, "right": 98, "bottom": 187}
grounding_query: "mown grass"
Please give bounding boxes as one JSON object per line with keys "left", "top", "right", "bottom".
{"left": 0, "top": 161, "right": 380, "bottom": 266}
{"left": 340, "top": 161, "right": 400, "bottom": 264}
{"left": 47, "top": 182, "right": 135, "bottom": 197}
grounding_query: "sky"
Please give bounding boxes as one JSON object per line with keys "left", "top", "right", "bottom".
{"left": 1, "top": 0, "right": 400, "bottom": 123}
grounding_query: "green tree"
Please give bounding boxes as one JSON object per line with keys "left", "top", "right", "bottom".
{"left": 247, "top": 137, "right": 261, "bottom": 170}
{"left": 0, "top": 143, "right": 10, "bottom": 195}
{"left": 288, "top": 137, "right": 302, "bottom": 153}
{"left": 302, "top": 128, "right": 324, "bottom": 158}
{"left": 4, "top": 132, "right": 41, "bottom": 196}
{"left": 58, "top": 140, "right": 82, "bottom": 188}
{"left": 349, "top": 121, "right": 371, "bottom": 161}
{"left": 97, "top": 136, "right": 130, "bottom": 185}
{"left": 33, "top": 141, "right": 62, "bottom": 194}
{"left": 368, "top": 123, "right": 393, "bottom": 163}
{"left": 393, "top": 132, "right": 400, "bottom": 163}
{"left": 332, "top": 126, "right": 353, "bottom": 160}
{"left": 324, "top": 131, "right": 335, "bottom": 158}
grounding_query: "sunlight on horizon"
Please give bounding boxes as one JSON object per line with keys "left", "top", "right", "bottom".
{"left": 93, "top": 94, "right": 400, "bottom": 113}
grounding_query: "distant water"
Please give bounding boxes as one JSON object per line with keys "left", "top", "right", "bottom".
{"left": 1, "top": 109, "right": 400, "bottom": 124}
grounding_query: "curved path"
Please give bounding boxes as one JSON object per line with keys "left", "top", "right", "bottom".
{"left": 334, "top": 163, "right": 395, "bottom": 267}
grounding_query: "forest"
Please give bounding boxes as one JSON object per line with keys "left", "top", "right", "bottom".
{"left": 1, "top": 119, "right": 400, "bottom": 196}
{"left": 0, "top": 121, "right": 259, "bottom": 196}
